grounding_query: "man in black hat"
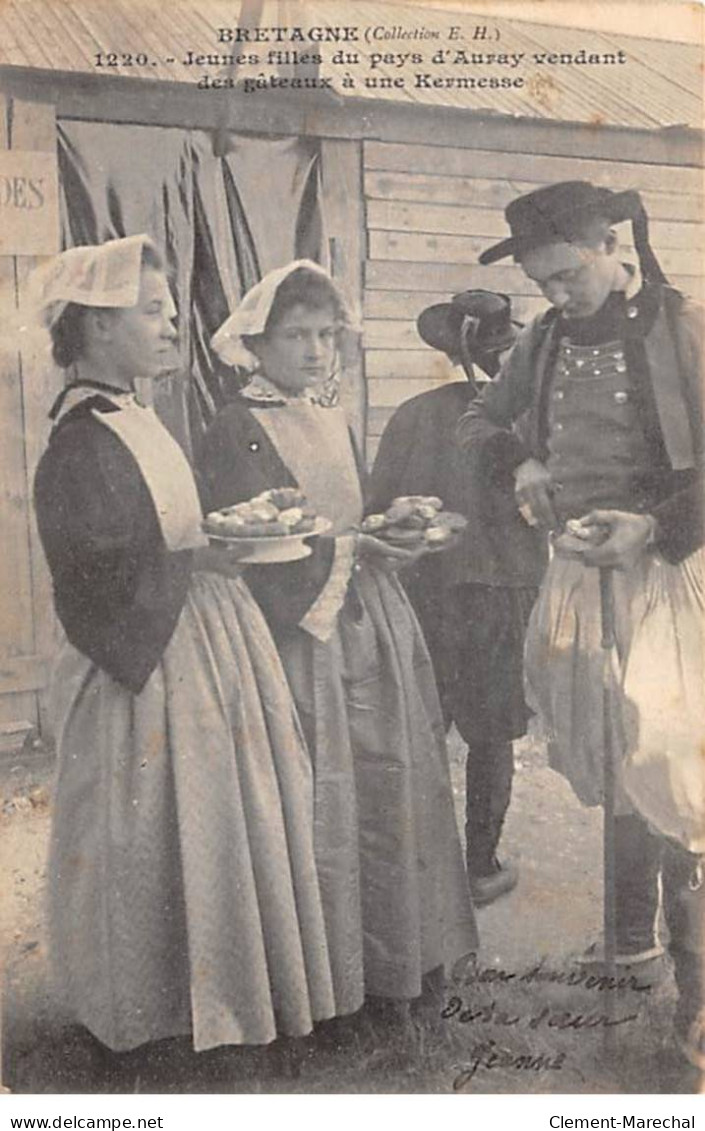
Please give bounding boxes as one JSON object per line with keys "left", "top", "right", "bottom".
{"left": 368, "top": 290, "right": 546, "bottom": 906}
{"left": 458, "top": 181, "right": 703, "bottom": 1068}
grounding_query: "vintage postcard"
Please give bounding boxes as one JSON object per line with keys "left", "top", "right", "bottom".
{"left": 0, "top": 0, "right": 702, "bottom": 1106}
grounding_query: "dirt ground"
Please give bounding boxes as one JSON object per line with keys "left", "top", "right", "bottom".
{"left": 1, "top": 729, "right": 702, "bottom": 1096}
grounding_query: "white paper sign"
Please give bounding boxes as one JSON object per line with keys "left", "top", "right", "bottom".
{"left": 0, "top": 148, "right": 59, "bottom": 256}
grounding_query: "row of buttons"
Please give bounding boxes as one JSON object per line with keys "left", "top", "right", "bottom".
{"left": 551, "top": 334, "right": 639, "bottom": 505}
{"left": 557, "top": 363, "right": 627, "bottom": 374}
{"left": 558, "top": 348, "right": 628, "bottom": 377}
{"left": 562, "top": 345, "right": 625, "bottom": 358}
{"left": 553, "top": 389, "right": 630, "bottom": 403}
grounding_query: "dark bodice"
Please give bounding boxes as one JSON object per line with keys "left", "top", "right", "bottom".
{"left": 35, "top": 396, "right": 193, "bottom": 693}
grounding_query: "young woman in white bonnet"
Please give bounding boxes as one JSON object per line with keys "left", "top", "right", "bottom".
{"left": 32, "top": 237, "right": 341, "bottom": 1061}
{"left": 200, "top": 262, "right": 477, "bottom": 1029}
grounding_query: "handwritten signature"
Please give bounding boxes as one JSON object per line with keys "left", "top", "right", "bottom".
{"left": 452, "top": 1039, "right": 566, "bottom": 1091}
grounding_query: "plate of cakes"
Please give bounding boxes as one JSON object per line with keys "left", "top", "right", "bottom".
{"left": 360, "top": 495, "right": 467, "bottom": 551}
{"left": 204, "top": 488, "right": 331, "bottom": 563}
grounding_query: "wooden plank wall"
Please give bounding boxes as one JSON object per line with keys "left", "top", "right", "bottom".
{"left": 0, "top": 95, "right": 60, "bottom": 750}
{"left": 320, "top": 138, "right": 366, "bottom": 453}
{"left": 362, "top": 139, "right": 704, "bottom": 461}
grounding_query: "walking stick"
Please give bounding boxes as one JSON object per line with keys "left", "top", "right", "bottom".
{"left": 599, "top": 566, "right": 618, "bottom": 1048}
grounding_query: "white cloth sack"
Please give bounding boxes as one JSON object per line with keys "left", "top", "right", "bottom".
{"left": 622, "top": 549, "right": 705, "bottom": 853}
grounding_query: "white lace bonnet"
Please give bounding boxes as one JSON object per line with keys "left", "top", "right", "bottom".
{"left": 30, "top": 234, "right": 160, "bottom": 330}
{"left": 211, "top": 259, "right": 356, "bottom": 372}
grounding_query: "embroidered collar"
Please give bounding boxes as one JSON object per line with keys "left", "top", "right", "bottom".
{"left": 241, "top": 373, "right": 340, "bottom": 408}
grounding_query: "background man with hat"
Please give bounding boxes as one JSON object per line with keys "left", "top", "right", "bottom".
{"left": 458, "top": 181, "right": 703, "bottom": 1069}
{"left": 368, "top": 290, "right": 546, "bottom": 906}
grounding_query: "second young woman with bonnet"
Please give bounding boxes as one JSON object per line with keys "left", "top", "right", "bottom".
{"left": 200, "top": 260, "right": 477, "bottom": 1022}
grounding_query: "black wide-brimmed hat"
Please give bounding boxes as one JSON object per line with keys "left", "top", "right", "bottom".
{"left": 416, "top": 289, "right": 517, "bottom": 360}
{"left": 479, "top": 181, "right": 667, "bottom": 284}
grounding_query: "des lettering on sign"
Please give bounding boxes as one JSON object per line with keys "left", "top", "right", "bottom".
{"left": 0, "top": 149, "right": 59, "bottom": 256}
